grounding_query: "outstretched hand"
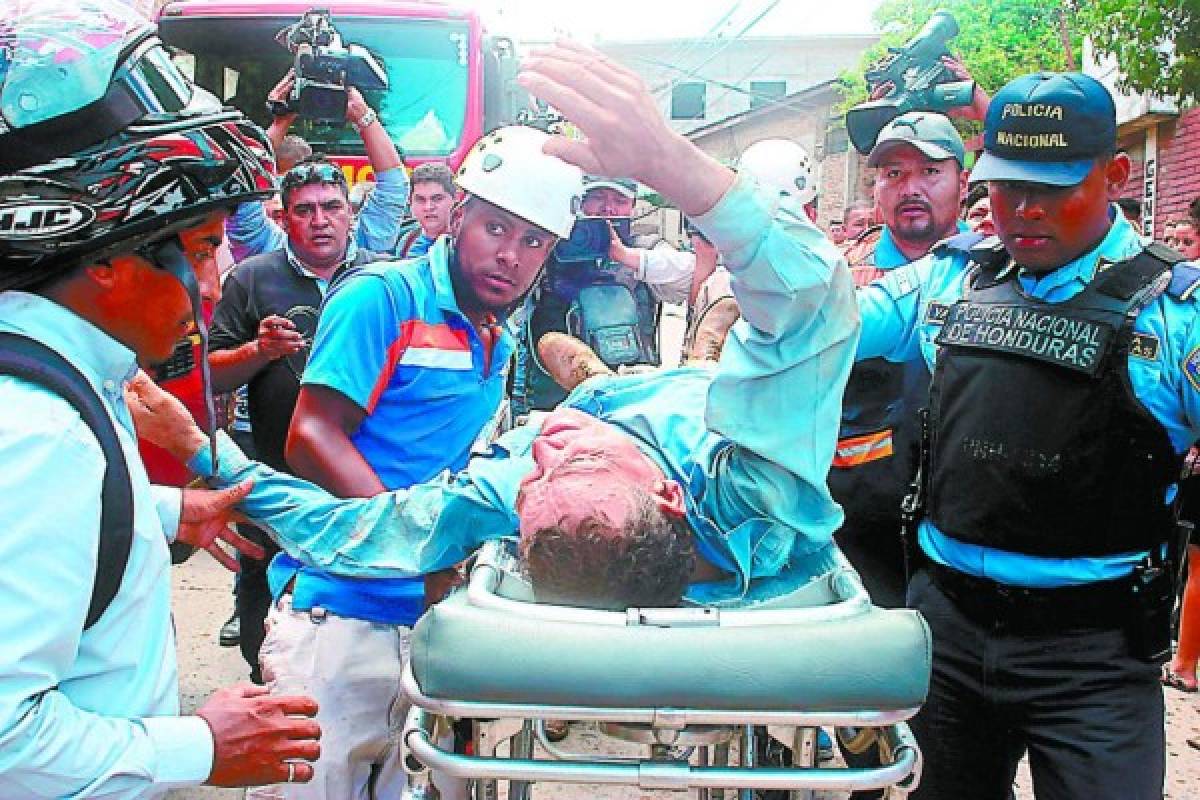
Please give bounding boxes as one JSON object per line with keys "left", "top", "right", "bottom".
{"left": 518, "top": 40, "right": 733, "bottom": 217}
{"left": 197, "top": 684, "right": 321, "bottom": 787}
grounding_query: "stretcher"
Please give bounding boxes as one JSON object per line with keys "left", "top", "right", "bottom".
{"left": 401, "top": 539, "right": 931, "bottom": 799}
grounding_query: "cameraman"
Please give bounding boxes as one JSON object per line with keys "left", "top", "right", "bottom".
{"left": 226, "top": 71, "right": 408, "bottom": 259}
{"left": 511, "top": 176, "right": 694, "bottom": 413}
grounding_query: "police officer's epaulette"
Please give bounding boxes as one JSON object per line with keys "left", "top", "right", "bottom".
{"left": 1153, "top": 244, "right": 1200, "bottom": 302}
{"left": 932, "top": 230, "right": 985, "bottom": 254}
{"left": 933, "top": 231, "right": 1006, "bottom": 271}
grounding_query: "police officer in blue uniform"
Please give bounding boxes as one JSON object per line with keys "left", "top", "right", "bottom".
{"left": 833, "top": 113, "right": 969, "bottom": 610}
{"left": 857, "top": 72, "right": 1200, "bottom": 799}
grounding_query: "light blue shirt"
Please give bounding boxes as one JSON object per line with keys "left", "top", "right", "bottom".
{"left": 191, "top": 174, "right": 859, "bottom": 605}
{"left": 226, "top": 166, "right": 410, "bottom": 261}
{"left": 0, "top": 293, "right": 214, "bottom": 797}
{"left": 873, "top": 221, "right": 970, "bottom": 271}
{"left": 857, "top": 212, "right": 1200, "bottom": 587}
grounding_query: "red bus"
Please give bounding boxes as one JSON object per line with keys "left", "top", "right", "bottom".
{"left": 156, "top": 0, "right": 525, "bottom": 182}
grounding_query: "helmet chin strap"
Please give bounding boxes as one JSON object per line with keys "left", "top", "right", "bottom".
{"left": 147, "top": 237, "right": 220, "bottom": 475}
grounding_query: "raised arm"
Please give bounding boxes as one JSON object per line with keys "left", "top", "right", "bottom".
{"left": 520, "top": 43, "right": 860, "bottom": 577}
{"left": 345, "top": 88, "right": 409, "bottom": 252}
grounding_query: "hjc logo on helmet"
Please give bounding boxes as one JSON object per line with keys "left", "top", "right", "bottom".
{"left": 0, "top": 201, "right": 96, "bottom": 239}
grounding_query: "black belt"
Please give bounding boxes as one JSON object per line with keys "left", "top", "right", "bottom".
{"left": 925, "top": 561, "right": 1133, "bottom": 631}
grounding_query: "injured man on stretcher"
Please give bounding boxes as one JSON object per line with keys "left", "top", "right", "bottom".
{"left": 129, "top": 47, "right": 860, "bottom": 611}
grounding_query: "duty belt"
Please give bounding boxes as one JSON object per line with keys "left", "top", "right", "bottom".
{"left": 925, "top": 561, "right": 1133, "bottom": 632}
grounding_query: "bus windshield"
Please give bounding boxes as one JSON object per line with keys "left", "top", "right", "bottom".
{"left": 162, "top": 14, "right": 470, "bottom": 158}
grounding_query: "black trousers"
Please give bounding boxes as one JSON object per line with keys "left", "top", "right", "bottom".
{"left": 906, "top": 568, "right": 1165, "bottom": 800}
{"left": 229, "top": 428, "right": 278, "bottom": 684}
{"left": 235, "top": 522, "right": 279, "bottom": 683}
{"left": 834, "top": 516, "right": 907, "bottom": 609}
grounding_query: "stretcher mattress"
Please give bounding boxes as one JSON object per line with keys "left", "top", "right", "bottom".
{"left": 410, "top": 587, "right": 931, "bottom": 712}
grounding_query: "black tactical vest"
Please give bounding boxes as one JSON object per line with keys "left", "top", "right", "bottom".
{"left": 828, "top": 239, "right": 927, "bottom": 532}
{"left": 928, "top": 246, "right": 1184, "bottom": 557}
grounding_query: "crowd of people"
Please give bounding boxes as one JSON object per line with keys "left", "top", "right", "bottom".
{"left": 2, "top": 1, "right": 1200, "bottom": 799}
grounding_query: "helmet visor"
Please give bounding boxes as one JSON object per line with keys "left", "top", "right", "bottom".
{"left": 2, "top": 26, "right": 196, "bottom": 131}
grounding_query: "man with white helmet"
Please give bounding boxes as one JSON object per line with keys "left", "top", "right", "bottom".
{"left": 0, "top": 0, "right": 321, "bottom": 795}
{"left": 257, "top": 124, "right": 581, "bottom": 800}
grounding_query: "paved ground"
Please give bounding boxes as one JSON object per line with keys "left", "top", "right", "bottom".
{"left": 169, "top": 552, "right": 1200, "bottom": 799}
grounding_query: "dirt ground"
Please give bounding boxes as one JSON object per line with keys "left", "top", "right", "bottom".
{"left": 169, "top": 552, "right": 1200, "bottom": 799}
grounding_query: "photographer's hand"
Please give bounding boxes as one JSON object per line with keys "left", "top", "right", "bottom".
{"left": 868, "top": 80, "right": 896, "bottom": 101}
{"left": 942, "top": 55, "right": 991, "bottom": 121}
{"left": 346, "top": 88, "right": 402, "bottom": 173}
{"left": 607, "top": 222, "right": 641, "bottom": 274}
{"left": 266, "top": 71, "right": 298, "bottom": 154}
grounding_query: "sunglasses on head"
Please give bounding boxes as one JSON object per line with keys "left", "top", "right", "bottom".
{"left": 282, "top": 162, "right": 348, "bottom": 191}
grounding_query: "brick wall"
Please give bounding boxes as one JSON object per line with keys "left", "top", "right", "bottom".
{"left": 1157, "top": 108, "right": 1200, "bottom": 238}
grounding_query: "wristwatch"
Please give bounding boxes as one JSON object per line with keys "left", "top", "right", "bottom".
{"left": 351, "top": 108, "right": 378, "bottom": 134}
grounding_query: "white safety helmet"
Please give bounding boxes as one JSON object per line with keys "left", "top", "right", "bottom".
{"left": 455, "top": 126, "right": 584, "bottom": 239}
{"left": 737, "top": 139, "right": 818, "bottom": 206}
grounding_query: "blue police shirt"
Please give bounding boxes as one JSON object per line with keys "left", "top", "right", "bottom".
{"left": 857, "top": 212, "right": 1200, "bottom": 587}
{"left": 873, "top": 222, "right": 970, "bottom": 270}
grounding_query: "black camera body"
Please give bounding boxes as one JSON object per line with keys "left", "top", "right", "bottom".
{"left": 274, "top": 9, "right": 388, "bottom": 123}
{"left": 846, "top": 10, "right": 975, "bottom": 154}
{"left": 553, "top": 217, "right": 631, "bottom": 266}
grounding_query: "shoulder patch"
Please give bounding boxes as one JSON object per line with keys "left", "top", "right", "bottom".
{"left": 1185, "top": 346, "right": 1200, "bottom": 392}
{"left": 1129, "top": 332, "right": 1160, "bottom": 361}
{"left": 1167, "top": 262, "right": 1200, "bottom": 302}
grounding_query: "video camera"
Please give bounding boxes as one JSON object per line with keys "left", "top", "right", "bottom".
{"left": 272, "top": 9, "right": 388, "bottom": 123}
{"left": 845, "top": 10, "right": 975, "bottom": 155}
{"left": 553, "top": 217, "right": 632, "bottom": 267}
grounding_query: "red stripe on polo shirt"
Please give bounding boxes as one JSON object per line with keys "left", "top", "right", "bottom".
{"left": 365, "top": 319, "right": 472, "bottom": 413}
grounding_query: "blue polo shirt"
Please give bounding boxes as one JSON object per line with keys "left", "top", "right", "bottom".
{"left": 267, "top": 238, "right": 514, "bottom": 625}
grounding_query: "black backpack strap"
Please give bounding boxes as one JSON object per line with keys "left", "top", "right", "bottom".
{"left": 0, "top": 333, "right": 134, "bottom": 630}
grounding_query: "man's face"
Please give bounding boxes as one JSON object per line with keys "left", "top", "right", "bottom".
{"left": 581, "top": 187, "right": 635, "bottom": 218}
{"left": 282, "top": 182, "right": 353, "bottom": 270}
{"left": 449, "top": 197, "right": 555, "bottom": 312}
{"left": 873, "top": 145, "right": 964, "bottom": 249}
{"left": 989, "top": 155, "right": 1128, "bottom": 273}
{"left": 843, "top": 208, "right": 874, "bottom": 241}
{"left": 411, "top": 180, "right": 455, "bottom": 239}
{"left": 99, "top": 214, "right": 225, "bottom": 365}
{"left": 516, "top": 408, "right": 684, "bottom": 541}
{"left": 265, "top": 194, "right": 285, "bottom": 224}
{"left": 965, "top": 196, "right": 995, "bottom": 237}
{"left": 829, "top": 221, "right": 846, "bottom": 245}
{"left": 178, "top": 213, "right": 226, "bottom": 310}
{"left": 1172, "top": 222, "right": 1200, "bottom": 260}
